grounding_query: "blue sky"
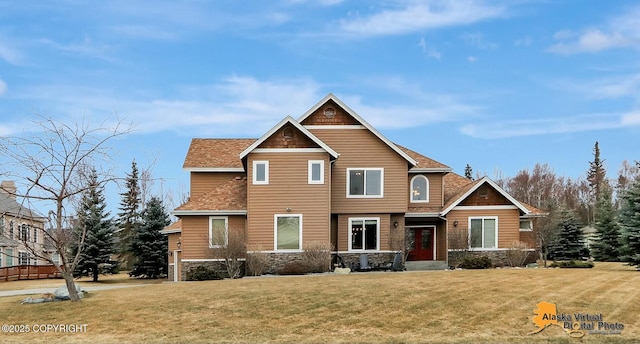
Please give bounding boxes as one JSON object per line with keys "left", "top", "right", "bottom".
{"left": 1, "top": 0, "right": 639, "bottom": 211}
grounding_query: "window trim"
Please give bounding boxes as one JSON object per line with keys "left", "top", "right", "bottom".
{"left": 208, "top": 216, "right": 228, "bottom": 248}
{"left": 410, "top": 175, "right": 430, "bottom": 203}
{"left": 519, "top": 219, "right": 533, "bottom": 232}
{"left": 252, "top": 160, "right": 269, "bottom": 185}
{"left": 274, "top": 214, "right": 303, "bottom": 252}
{"left": 18, "top": 251, "right": 30, "bottom": 266}
{"left": 5, "top": 248, "right": 12, "bottom": 267}
{"left": 19, "top": 224, "right": 30, "bottom": 242}
{"left": 348, "top": 217, "right": 381, "bottom": 252}
{"left": 346, "top": 168, "right": 384, "bottom": 198}
{"left": 308, "top": 160, "right": 325, "bottom": 184}
{"left": 468, "top": 217, "right": 498, "bottom": 250}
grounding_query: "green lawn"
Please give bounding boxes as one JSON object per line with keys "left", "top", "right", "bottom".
{"left": 0, "top": 263, "right": 638, "bottom": 343}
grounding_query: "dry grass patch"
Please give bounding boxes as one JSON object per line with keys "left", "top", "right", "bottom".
{"left": 0, "top": 264, "right": 638, "bottom": 343}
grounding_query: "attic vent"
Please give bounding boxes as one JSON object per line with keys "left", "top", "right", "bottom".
{"left": 283, "top": 127, "right": 294, "bottom": 140}
{"left": 477, "top": 185, "right": 489, "bottom": 199}
{"left": 323, "top": 107, "right": 335, "bottom": 118}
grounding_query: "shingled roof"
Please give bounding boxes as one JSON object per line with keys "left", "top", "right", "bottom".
{"left": 183, "top": 139, "right": 256, "bottom": 169}
{"left": 396, "top": 144, "right": 450, "bottom": 170}
{"left": 174, "top": 178, "right": 247, "bottom": 213}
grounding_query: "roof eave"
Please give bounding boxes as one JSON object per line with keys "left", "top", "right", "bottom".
{"left": 173, "top": 210, "right": 248, "bottom": 216}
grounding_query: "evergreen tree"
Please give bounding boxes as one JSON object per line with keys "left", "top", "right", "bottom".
{"left": 548, "top": 209, "right": 589, "bottom": 261}
{"left": 117, "top": 160, "right": 141, "bottom": 270}
{"left": 464, "top": 164, "right": 474, "bottom": 180}
{"left": 130, "top": 196, "right": 169, "bottom": 278}
{"left": 74, "top": 169, "right": 115, "bottom": 282}
{"left": 592, "top": 183, "right": 621, "bottom": 261}
{"left": 586, "top": 141, "right": 606, "bottom": 223}
{"left": 619, "top": 178, "right": 640, "bottom": 269}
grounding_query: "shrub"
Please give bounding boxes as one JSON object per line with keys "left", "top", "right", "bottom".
{"left": 505, "top": 241, "right": 532, "bottom": 267}
{"left": 459, "top": 255, "right": 493, "bottom": 269}
{"left": 278, "top": 262, "right": 308, "bottom": 275}
{"left": 186, "top": 266, "right": 223, "bottom": 281}
{"left": 302, "top": 241, "right": 332, "bottom": 273}
{"left": 549, "top": 260, "right": 594, "bottom": 269}
{"left": 246, "top": 244, "right": 269, "bottom": 276}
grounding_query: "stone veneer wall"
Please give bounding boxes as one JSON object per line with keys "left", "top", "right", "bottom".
{"left": 336, "top": 252, "right": 398, "bottom": 270}
{"left": 448, "top": 249, "right": 538, "bottom": 268}
{"left": 181, "top": 261, "right": 245, "bottom": 280}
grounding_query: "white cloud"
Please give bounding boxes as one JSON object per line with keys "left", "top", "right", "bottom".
{"left": 459, "top": 32, "right": 497, "bottom": 49}
{"left": 418, "top": 37, "right": 441, "bottom": 60}
{"left": 514, "top": 36, "right": 532, "bottom": 47}
{"left": 467, "top": 56, "right": 478, "bottom": 62}
{"left": 0, "top": 40, "right": 23, "bottom": 65}
{"left": 338, "top": 0, "right": 506, "bottom": 37}
{"left": 460, "top": 112, "right": 636, "bottom": 139}
{"left": 548, "top": 5, "right": 640, "bottom": 54}
{"left": 552, "top": 74, "right": 640, "bottom": 100}
{"left": 0, "top": 79, "right": 7, "bottom": 95}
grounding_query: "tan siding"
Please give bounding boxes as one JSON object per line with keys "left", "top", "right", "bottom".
{"left": 408, "top": 173, "right": 444, "bottom": 208}
{"left": 308, "top": 128, "right": 408, "bottom": 214}
{"left": 180, "top": 215, "right": 246, "bottom": 259}
{"left": 190, "top": 172, "right": 245, "bottom": 199}
{"left": 436, "top": 225, "right": 447, "bottom": 260}
{"left": 247, "top": 152, "right": 331, "bottom": 250}
{"left": 446, "top": 208, "right": 520, "bottom": 249}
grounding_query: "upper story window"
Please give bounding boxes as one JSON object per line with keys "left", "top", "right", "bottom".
{"left": 20, "top": 224, "right": 30, "bottom": 242}
{"left": 410, "top": 175, "right": 429, "bottom": 203}
{"left": 252, "top": 160, "right": 269, "bottom": 185}
{"left": 347, "top": 168, "right": 383, "bottom": 198}
{"left": 469, "top": 217, "right": 497, "bottom": 249}
{"left": 308, "top": 160, "right": 324, "bottom": 184}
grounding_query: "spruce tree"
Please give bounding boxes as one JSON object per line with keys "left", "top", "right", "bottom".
{"left": 117, "top": 160, "right": 141, "bottom": 270}
{"left": 592, "top": 184, "right": 621, "bottom": 261}
{"left": 130, "top": 196, "right": 169, "bottom": 278}
{"left": 620, "top": 178, "right": 640, "bottom": 269}
{"left": 464, "top": 164, "right": 474, "bottom": 180}
{"left": 586, "top": 141, "right": 606, "bottom": 224}
{"left": 74, "top": 169, "right": 115, "bottom": 282}
{"left": 548, "top": 209, "right": 589, "bottom": 261}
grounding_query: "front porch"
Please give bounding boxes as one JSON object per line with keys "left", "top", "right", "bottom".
{"left": 404, "top": 216, "right": 448, "bottom": 264}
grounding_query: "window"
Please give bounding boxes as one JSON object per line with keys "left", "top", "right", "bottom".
{"left": 9, "top": 221, "right": 13, "bottom": 240}
{"left": 20, "top": 224, "right": 30, "bottom": 241}
{"left": 0, "top": 216, "right": 4, "bottom": 236}
{"left": 275, "top": 215, "right": 302, "bottom": 251}
{"left": 0, "top": 248, "right": 2, "bottom": 268}
{"left": 33, "top": 226, "right": 38, "bottom": 243}
{"left": 469, "top": 217, "right": 497, "bottom": 249}
{"left": 410, "top": 175, "right": 429, "bottom": 202}
{"left": 347, "top": 168, "right": 383, "bottom": 197}
{"left": 209, "top": 217, "right": 228, "bottom": 248}
{"left": 19, "top": 251, "right": 30, "bottom": 266}
{"left": 51, "top": 252, "right": 60, "bottom": 266}
{"left": 308, "top": 160, "right": 324, "bottom": 184}
{"left": 253, "top": 161, "right": 269, "bottom": 185}
{"left": 349, "top": 218, "right": 379, "bottom": 251}
{"left": 519, "top": 219, "right": 533, "bottom": 231}
{"left": 5, "top": 249, "right": 12, "bottom": 267}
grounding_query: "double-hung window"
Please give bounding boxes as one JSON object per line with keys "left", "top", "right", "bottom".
{"left": 347, "top": 168, "right": 383, "bottom": 197}
{"left": 253, "top": 161, "right": 269, "bottom": 185}
{"left": 469, "top": 217, "right": 497, "bottom": 249}
{"left": 275, "top": 215, "right": 302, "bottom": 251}
{"left": 308, "top": 160, "right": 324, "bottom": 184}
{"left": 349, "top": 218, "right": 379, "bottom": 251}
{"left": 19, "top": 251, "right": 30, "bottom": 266}
{"left": 209, "top": 217, "right": 228, "bottom": 248}
{"left": 20, "top": 224, "right": 30, "bottom": 242}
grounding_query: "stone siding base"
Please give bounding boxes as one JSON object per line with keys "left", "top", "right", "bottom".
{"left": 448, "top": 249, "right": 538, "bottom": 268}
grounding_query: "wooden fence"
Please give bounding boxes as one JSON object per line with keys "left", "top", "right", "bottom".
{"left": 0, "top": 265, "right": 61, "bottom": 282}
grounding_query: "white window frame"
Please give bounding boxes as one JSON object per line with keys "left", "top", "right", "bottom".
{"left": 252, "top": 160, "right": 269, "bottom": 185}
{"left": 19, "top": 251, "right": 30, "bottom": 266}
{"left": 346, "top": 168, "right": 384, "bottom": 198}
{"left": 274, "top": 214, "right": 303, "bottom": 252}
{"left": 410, "top": 175, "right": 430, "bottom": 203}
{"left": 209, "top": 216, "right": 228, "bottom": 248}
{"left": 468, "top": 217, "right": 498, "bottom": 250}
{"left": 308, "top": 160, "right": 325, "bottom": 184}
{"left": 5, "top": 248, "right": 12, "bottom": 267}
{"left": 519, "top": 219, "right": 533, "bottom": 232}
{"left": 348, "top": 217, "right": 380, "bottom": 252}
{"left": 19, "top": 224, "right": 30, "bottom": 242}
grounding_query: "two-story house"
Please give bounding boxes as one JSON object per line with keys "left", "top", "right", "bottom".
{"left": 164, "top": 94, "right": 544, "bottom": 281}
{"left": 0, "top": 181, "right": 48, "bottom": 268}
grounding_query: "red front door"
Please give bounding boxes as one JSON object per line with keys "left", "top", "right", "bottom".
{"left": 408, "top": 227, "right": 435, "bottom": 261}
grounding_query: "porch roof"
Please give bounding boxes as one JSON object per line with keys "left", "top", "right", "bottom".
{"left": 174, "top": 178, "right": 247, "bottom": 215}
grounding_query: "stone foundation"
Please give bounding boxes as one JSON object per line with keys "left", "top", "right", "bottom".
{"left": 335, "top": 252, "right": 399, "bottom": 270}
{"left": 448, "top": 249, "right": 538, "bottom": 268}
{"left": 182, "top": 260, "right": 245, "bottom": 280}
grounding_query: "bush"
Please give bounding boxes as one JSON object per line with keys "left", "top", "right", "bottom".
{"left": 505, "top": 241, "right": 532, "bottom": 267}
{"left": 186, "top": 266, "right": 223, "bottom": 281}
{"left": 246, "top": 245, "right": 269, "bottom": 276}
{"left": 302, "top": 241, "right": 332, "bottom": 273}
{"left": 549, "top": 260, "right": 594, "bottom": 269}
{"left": 278, "top": 262, "right": 308, "bottom": 275}
{"left": 459, "top": 255, "right": 493, "bottom": 269}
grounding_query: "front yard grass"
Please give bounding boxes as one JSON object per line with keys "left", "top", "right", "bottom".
{"left": 0, "top": 262, "right": 638, "bottom": 343}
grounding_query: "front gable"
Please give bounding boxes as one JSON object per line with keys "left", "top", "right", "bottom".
{"left": 459, "top": 183, "right": 512, "bottom": 206}
{"left": 300, "top": 99, "right": 361, "bottom": 126}
{"left": 441, "top": 176, "right": 530, "bottom": 216}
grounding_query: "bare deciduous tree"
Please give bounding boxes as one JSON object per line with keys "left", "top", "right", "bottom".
{"left": 0, "top": 116, "right": 130, "bottom": 301}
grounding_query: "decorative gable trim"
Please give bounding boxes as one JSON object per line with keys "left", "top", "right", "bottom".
{"left": 298, "top": 93, "right": 417, "bottom": 167}
{"left": 239, "top": 116, "right": 339, "bottom": 160}
{"left": 440, "top": 176, "right": 530, "bottom": 216}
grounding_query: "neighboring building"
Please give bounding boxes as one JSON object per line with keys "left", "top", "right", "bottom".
{"left": 0, "top": 181, "right": 48, "bottom": 267}
{"left": 164, "top": 94, "right": 545, "bottom": 281}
